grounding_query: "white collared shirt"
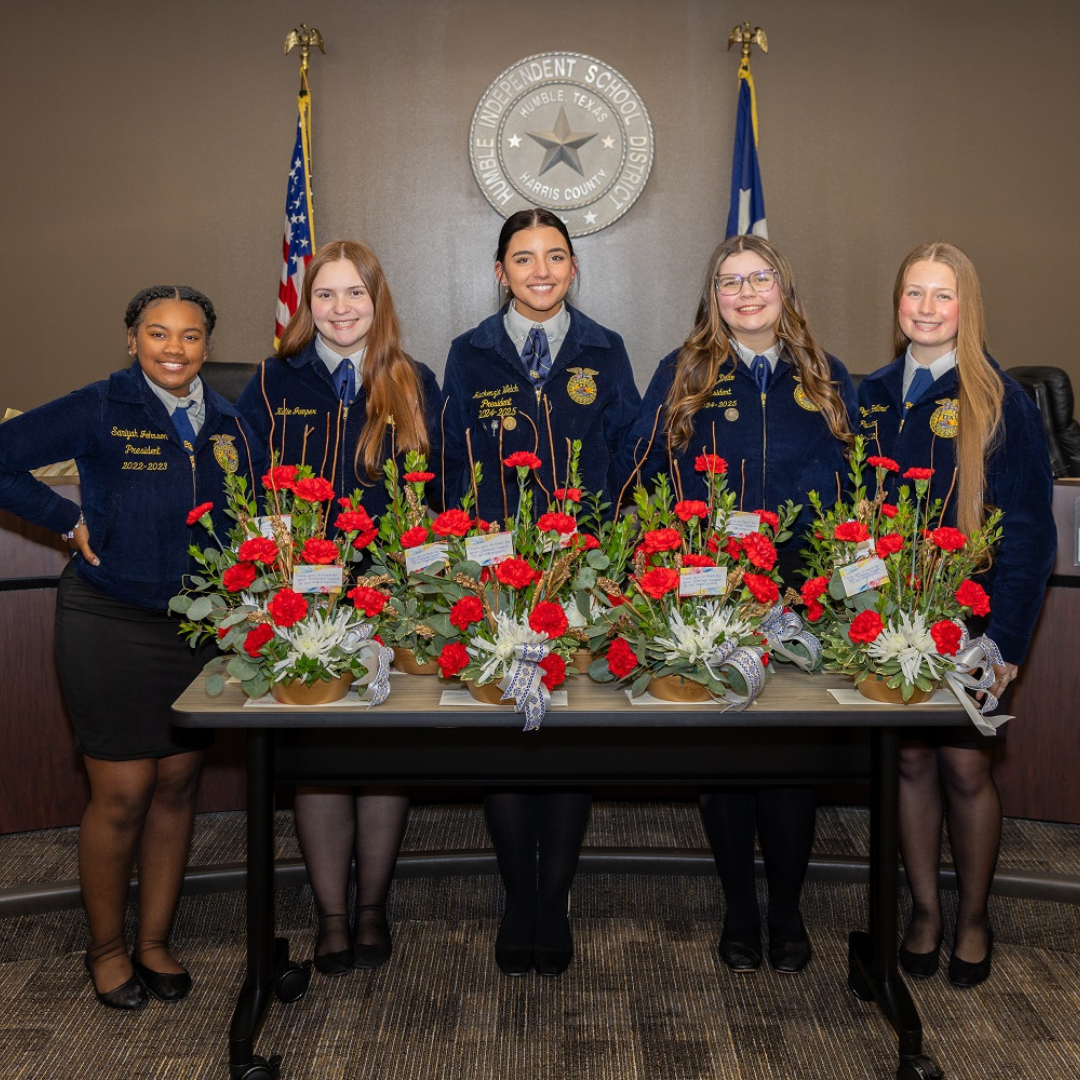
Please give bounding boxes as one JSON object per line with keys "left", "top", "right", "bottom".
{"left": 315, "top": 334, "right": 367, "bottom": 381}
{"left": 503, "top": 300, "right": 570, "bottom": 364}
{"left": 144, "top": 373, "right": 205, "bottom": 435}
{"left": 902, "top": 346, "right": 956, "bottom": 399}
{"left": 730, "top": 339, "right": 782, "bottom": 374}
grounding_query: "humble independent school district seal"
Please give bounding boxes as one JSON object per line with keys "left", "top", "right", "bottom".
{"left": 469, "top": 52, "right": 655, "bottom": 237}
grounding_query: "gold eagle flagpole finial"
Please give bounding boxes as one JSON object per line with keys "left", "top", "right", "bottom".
{"left": 727, "top": 21, "right": 768, "bottom": 72}
{"left": 285, "top": 24, "right": 325, "bottom": 92}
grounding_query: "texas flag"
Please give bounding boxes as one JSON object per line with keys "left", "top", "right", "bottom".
{"left": 725, "top": 63, "right": 767, "bottom": 239}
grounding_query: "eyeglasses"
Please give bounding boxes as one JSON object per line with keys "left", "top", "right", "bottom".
{"left": 715, "top": 269, "right": 779, "bottom": 295}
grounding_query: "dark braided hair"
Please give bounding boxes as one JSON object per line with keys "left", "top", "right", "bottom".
{"left": 124, "top": 286, "right": 217, "bottom": 337}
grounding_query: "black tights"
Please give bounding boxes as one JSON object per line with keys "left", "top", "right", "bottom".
{"left": 899, "top": 741, "right": 998, "bottom": 963}
{"left": 484, "top": 789, "right": 592, "bottom": 952}
{"left": 294, "top": 786, "right": 409, "bottom": 957}
{"left": 699, "top": 786, "right": 815, "bottom": 939}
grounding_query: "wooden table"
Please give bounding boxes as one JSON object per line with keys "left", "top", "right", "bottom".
{"left": 173, "top": 666, "right": 968, "bottom": 1080}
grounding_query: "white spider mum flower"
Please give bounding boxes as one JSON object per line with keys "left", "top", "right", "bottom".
{"left": 655, "top": 602, "right": 755, "bottom": 665}
{"left": 866, "top": 609, "right": 944, "bottom": 685}
{"left": 472, "top": 612, "right": 548, "bottom": 681}
{"left": 272, "top": 607, "right": 365, "bottom": 674}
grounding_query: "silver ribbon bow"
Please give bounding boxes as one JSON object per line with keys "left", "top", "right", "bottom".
{"left": 352, "top": 625, "right": 393, "bottom": 707}
{"left": 760, "top": 603, "right": 823, "bottom": 672}
{"left": 473, "top": 639, "right": 552, "bottom": 731}
{"left": 700, "top": 643, "right": 768, "bottom": 711}
{"left": 942, "top": 625, "right": 1011, "bottom": 736}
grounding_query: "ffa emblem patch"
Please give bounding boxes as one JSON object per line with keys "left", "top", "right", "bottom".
{"left": 211, "top": 434, "right": 239, "bottom": 474}
{"left": 725, "top": 407, "right": 740, "bottom": 422}
{"left": 929, "top": 399, "right": 959, "bottom": 438}
{"left": 794, "top": 383, "right": 820, "bottom": 412}
{"left": 566, "top": 368, "right": 598, "bottom": 405}
{"left": 502, "top": 415, "right": 517, "bottom": 431}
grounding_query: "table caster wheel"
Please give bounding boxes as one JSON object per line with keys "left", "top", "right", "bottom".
{"left": 274, "top": 959, "right": 310, "bottom": 1003}
{"left": 231, "top": 1054, "right": 282, "bottom": 1080}
{"left": 897, "top": 1055, "right": 944, "bottom": 1079}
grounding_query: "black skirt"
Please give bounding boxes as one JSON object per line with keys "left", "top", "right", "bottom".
{"left": 54, "top": 562, "right": 215, "bottom": 761}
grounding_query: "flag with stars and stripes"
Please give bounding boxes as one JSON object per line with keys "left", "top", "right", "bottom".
{"left": 274, "top": 87, "right": 315, "bottom": 347}
{"left": 725, "top": 58, "right": 767, "bottom": 239}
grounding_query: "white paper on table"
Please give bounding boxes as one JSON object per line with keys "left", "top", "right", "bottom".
{"left": 242, "top": 686, "right": 370, "bottom": 708}
{"left": 625, "top": 688, "right": 753, "bottom": 707}
{"left": 439, "top": 689, "right": 567, "bottom": 707}
{"left": 827, "top": 688, "right": 954, "bottom": 706}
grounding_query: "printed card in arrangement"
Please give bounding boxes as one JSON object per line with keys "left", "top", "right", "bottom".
{"left": 465, "top": 531, "right": 515, "bottom": 567}
{"left": 678, "top": 565, "right": 728, "bottom": 597}
{"left": 405, "top": 542, "right": 449, "bottom": 574}
{"left": 292, "top": 565, "right": 345, "bottom": 594}
{"left": 838, "top": 555, "right": 889, "bottom": 597}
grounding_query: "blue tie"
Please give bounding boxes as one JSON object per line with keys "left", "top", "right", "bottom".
{"left": 905, "top": 366, "right": 934, "bottom": 410}
{"left": 523, "top": 326, "right": 552, "bottom": 384}
{"left": 172, "top": 400, "right": 198, "bottom": 454}
{"left": 750, "top": 354, "right": 770, "bottom": 395}
{"left": 334, "top": 359, "right": 356, "bottom": 406}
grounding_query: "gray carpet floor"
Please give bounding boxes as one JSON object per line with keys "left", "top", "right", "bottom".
{"left": 1, "top": 802, "right": 1078, "bottom": 1080}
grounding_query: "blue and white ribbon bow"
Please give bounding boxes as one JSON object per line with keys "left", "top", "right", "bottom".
{"left": 473, "top": 635, "right": 552, "bottom": 731}
{"left": 701, "top": 641, "right": 768, "bottom": 711}
{"left": 943, "top": 625, "right": 1012, "bottom": 736}
{"left": 352, "top": 625, "right": 393, "bottom": 707}
{"left": 760, "top": 604, "right": 822, "bottom": 672}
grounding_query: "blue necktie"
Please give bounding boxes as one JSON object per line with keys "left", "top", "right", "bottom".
{"left": 172, "top": 400, "right": 198, "bottom": 454}
{"left": 523, "top": 326, "right": 552, "bottom": 384}
{"left": 905, "top": 366, "right": 934, "bottom": 410}
{"left": 750, "top": 354, "right": 770, "bottom": 395}
{"left": 334, "top": 359, "right": 356, "bottom": 406}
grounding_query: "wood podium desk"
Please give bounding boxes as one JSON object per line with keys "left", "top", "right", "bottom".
{"left": 174, "top": 667, "right": 970, "bottom": 1080}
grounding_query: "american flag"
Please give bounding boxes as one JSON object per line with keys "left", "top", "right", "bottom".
{"left": 274, "top": 90, "right": 315, "bottom": 347}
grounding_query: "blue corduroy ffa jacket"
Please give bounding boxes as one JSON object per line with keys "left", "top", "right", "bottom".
{"left": 0, "top": 362, "right": 262, "bottom": 610}
{"left": 236, "top": 340, "right": 443, "bottom": 520}
{"left": 441, "top": 305, "right": 640, "bottom": 521}
{"left": 857, "top": 355, "right": 1055, "bottom": 665}
{"left": 629, "top": 349, "right": 857, "bottom": 554}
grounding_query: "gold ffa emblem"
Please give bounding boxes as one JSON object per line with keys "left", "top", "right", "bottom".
{"left": 929, "top": 398, "right": 959, "bottom": 438}
{"left": 502, "top": 415, "right": 517, "bottom": 431}
{"left": 725, "top": 407, "right": 740, "bottom": 422}
{"left": 794, "top": 382, "right": 820, "bottom": 412}
{"left": 566, "top": 367, "right": 598, "bottom": 405}
{"left": 211, "top": 434, "right": 239, "bottom": 474}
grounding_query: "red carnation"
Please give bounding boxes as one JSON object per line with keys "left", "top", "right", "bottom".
{"left": 801, "top": 576, "right": 829, "bottom": 602}
{"left": 753, "top": 510, "right": 780, "bottom": 531}
{"left": 743, "top": 573, "right": 780, "bottom": 605}
{"left": 293, "top": 476, "right": 336, "bottom": 503}
{"left": 223, "top": 562, "right": 257, "bottom": 593}
{"left": 449, "top": 595, "right": 485, "bottom": 630}
{"left": 741, "top": 532, "right": 778, "bottom": 570}
{"left": 351, "top": 526, "right": 379, "bottom": 550}
{"left": 879, "top": 503, "right": 898, "bottom": 519}
{"left": 348, "top": 585, "right": 389, "bottom": 618}
{"left": 675, "top": 500, "right": 710, "bottom": 522}
{"left": 574, "top": 533, "right": 601, "bottom": 551}
{"left": 536, "top": 512, "right": 578, "bottom": 535}
{"left": 955, "top": 579, "right": 990, "bottom": 616}
{"left": 641, "top": 528, "right": 683, "bottom": 554}
{"left": 267, "top": 588, "right": 308, "bottom": 627}
{"left": 804, "top": 598, "right": 825, "bottom": 623}
{"left": 931, "top": 526, "right": 967, "bottom": 552}
{"left": 262, "top": 465, "right": 298, "bottom": 491}
{"left": 875, "top": 533, "right": 905, "bottom": 558}
{"left": 694, "top": 454, "right": 727, "bottom": 474}
{"left": 538, "top": 653, "right": 567, "bottom": 690}
{"left": 335, "top": 507, "right": 375, "bottom": 533}
{"left": 848, "top": 610, "right": 884, "bottom": 644}
{"left": 400, "top": 525, "right": 430, "bottom": 549}
{"left": 638, "top": 567, "right": 680, "bottom": 599}
{"left": 723, "top": 536, "right": 742, "bottom": 560}
{"left": 503, "top": 451, "right": 542, "bottom": 469}
{"left": 495, "top": 558, "right": 539, "bottom": 590}
{"left": 682, "top": 553, "right": 715, "bottom": 567}
{"left": 238, "top": 536, "right": 279, "bottom": 565}
{"left": 431, "top": 509, "right": 473, "bottom": 537}
{"left": 528, "top": 601, "right": 569, "bottom": 639}
{"left": 404, "top": 471, "right": 435, "bottom": 483}
{"left": 834, "top": 521, "right": 871, "bottom": 543}
{"left": 554, "top": 487, "right": 581, "bottom": 502}
{"left": 243, "top": 623, "right": 274, "bottom": 658}
{"left": 437, "top": 641, "right": 470, "bottom": 678}
{"left": 606, "top": 592, "right": 627, "bottom": 607}
{"left": 607, "top": 637, "right": 639, "bottom": 678}
{"left": 187, "top": 501, "right": 214, "bottom": 526}
{"left": 931, "top": 619, "right": 963, "bottom": 656}
{"left": 300, "top": 538, "right": 340, "bottom": 565}
{"left": 903, "top": 467, "right": 935, "bottom": 481}
{"left": 867, "top": 456, "right": 899, "bottom": 471}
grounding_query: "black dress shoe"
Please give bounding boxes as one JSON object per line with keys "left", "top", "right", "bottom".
{"left": 353, "top": 905, "right": 392, "bottom": 970}
{"left": 84, "top": 953, "right": 148, "bottom": 1010}
{"left": 899, "top": 927, "right": 943, "bottom": 979}
{"left": 533, "top": 946, "right": 572, "bottom": 977}
{"left": 495, "top": 945, "right": 533, "bottom": 976}
{"left": 719, "top": 927, "right": 762, "bottom": 972}
{"left": 313, "top": 946, "right": 354, "bottom": 977}
{"left": 132, "top": 957, "right": 192, "bottom": 1001}
{"left": 768, "top": 920, "right": 812, "bottom": 973}
{"left": 948, "top": 928, "right": 993, "bottom": 988}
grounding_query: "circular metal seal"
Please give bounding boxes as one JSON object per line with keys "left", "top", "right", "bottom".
{"left": 469, "top": 52, "right": 655, "bottom": 237}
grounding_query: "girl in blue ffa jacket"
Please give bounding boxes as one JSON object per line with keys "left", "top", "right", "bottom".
{"left": 441, "top": 207, "right": 639, "bottom": 520}
{"left": 442, "top": 208, "right": 640, "bottom": 977}
{"left": 630, "top": 235, "right": 856, "bottom": 975}
{"left": 0, "top": 286, "right": 261, "bottom": 1010}
{"left": 858, "top": 242, "right": 1054, "bottom": 988}
{"left": 238, "top": 240, "right": 440, "bottom": 977}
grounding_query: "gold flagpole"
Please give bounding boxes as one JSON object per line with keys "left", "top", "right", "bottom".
{"left": 726, "top": 21, "right": 768, "bottom": 141}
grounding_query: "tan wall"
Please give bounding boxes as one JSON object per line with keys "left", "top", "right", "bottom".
{"left": 5, "top": 1, "right": 1078, "bottom": 411}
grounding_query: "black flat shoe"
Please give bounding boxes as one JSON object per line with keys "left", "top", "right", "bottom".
{"left": 353, "top": 905, "right": 392, "bottom": 970}
{"left": 313, "top": 946, "right": 354, "bottom": 977}
{"left": 533, "top": 945, "right": 573, "bottom": 977}
{"left": 768, "top": 919, "right": 812, "bottom": 973}
{"left": 948, "top": 928, "right": 993, "bottom": 988}
{"left": 495, "top": 945, "right": 533, "bottom": 976}
{"left": 132, "top": 957, "right": 192, "bottom": 1001}
{"left": 899, "top": 927, "right": 943, "bottom": 979}
{"left": 84, "top": 953, "right": 147, "bottom": 1010}
{"left": 719, "top": 927, "right": 762, "bottom": 972}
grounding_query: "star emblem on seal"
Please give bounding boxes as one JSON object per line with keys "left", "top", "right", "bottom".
{"left": 528, "top": 106, "right": 596, "bottom": 176}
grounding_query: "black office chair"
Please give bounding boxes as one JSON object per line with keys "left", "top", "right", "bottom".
{"left": 201, "top": 361, "right": 258, "bottom": 404}
{"left": 1006, "top": 366, "right": 1080, "bottom": 478}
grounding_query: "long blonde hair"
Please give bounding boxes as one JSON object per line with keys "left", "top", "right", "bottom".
{"left": 664, "top": 235, "right": 852, "bottom": 454}
{"left": 892, "top": 242, "right": 1002, "bottom": 534}
{"left": 277, "top": 240, "right": 429, "bottom": 481}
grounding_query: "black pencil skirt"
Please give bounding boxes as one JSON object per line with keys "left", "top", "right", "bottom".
{"left": 54, "top": 562, "right": 215, "bottom": 761}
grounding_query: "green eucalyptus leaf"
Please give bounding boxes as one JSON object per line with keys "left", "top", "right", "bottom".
{"left": 186, "top": 596, "right": 215, "bottom": 621}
